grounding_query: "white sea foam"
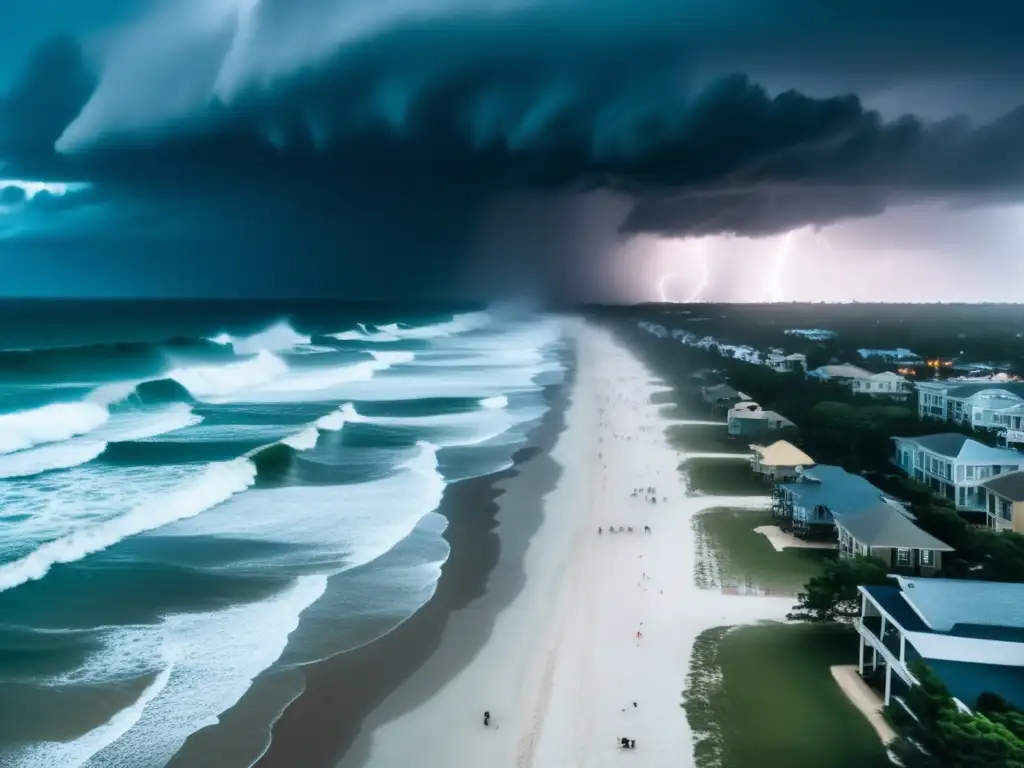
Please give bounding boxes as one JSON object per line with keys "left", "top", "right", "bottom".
{"left": 314, "top": 407, "right": 349, "bottom": 431}
{"left": 331, "top": 312, "right": 489, "bottom": 343}
{"left": 160, "top": 442, "right": 446, "bottom": 571}
{"left": 0, "top": 458, "right": 257, "bottom": 593}
{"left": 13, "top": 575, "right": 327, "bottom": 768}
{"left": 481, "top": 395, "right": 508, "bottom": 409}
{"left": 0, "top": 440, "right": 108, "bottom": 479}
{"left": 205, "top": 321, "right": 311, "bottom": 354}
{"left": 169, "top": 350, "right": 289, "bottom": 399}
{"left": 97, "top": 404, "right": 203, "bottom": 443}
{"left": 0, "top": 402, "right": 110, "bottom": 454}
{"left": 331, "top": 322, "right": 401, "bottom": 342}
{"left": 282, "top": 427, "right": 319, "bottom": 451}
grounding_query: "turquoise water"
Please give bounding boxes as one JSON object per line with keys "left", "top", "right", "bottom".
{"left": 0, "top": 301, "right": 566, "bottom": 767}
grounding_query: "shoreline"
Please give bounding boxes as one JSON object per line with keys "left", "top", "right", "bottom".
{"left": 249, "top": 350, "right": 574, "bottom": 767}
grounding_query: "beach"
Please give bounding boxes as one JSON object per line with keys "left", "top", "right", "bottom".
{"left": 332, "top": 319, "right": 793, "bottom": 767}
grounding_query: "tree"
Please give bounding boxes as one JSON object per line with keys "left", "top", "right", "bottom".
{"left": 889, "top": 663, "right": 1024, "bottom": 768}
{"left": 787, "top": 555, "right": 890, "bottom": 622}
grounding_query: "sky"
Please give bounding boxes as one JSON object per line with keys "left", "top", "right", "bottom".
{"left": 2, "top": 0, "right": 1024, "bottom": 301}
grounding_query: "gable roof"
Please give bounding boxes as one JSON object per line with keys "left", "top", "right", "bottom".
{"left": 813, "top": 364, "right": 872, "bottom": 379}
{"left": 981, "top": 470, "right": 1024, "bottom": 502}
{"left": 943, "top": 382, "right": 1024, "bottom": 399}
{"left": 895, "top": 433, "right": 1024, "bottom": 463}
{"left": 834, "top": 503, "right": 953, "bottom": 550}
{"left": 704, "top": 383, "right": 741, "bottom": 400}
{"left": 751, "top": 440, "right": 813, "bottom": 467}
{"left": 779, "top": 464, "right": 891, "bottom": 515}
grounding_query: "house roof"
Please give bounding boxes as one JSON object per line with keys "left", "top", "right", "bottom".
{"left": 812, "top": 364, "right": 873, "bottom": 379}
{"left": 982, "top": 470, "right": 1024, "bottom": 502}
{"left": 894, "top": 434, "right": 1024, "bottom": 463}
{"left": 892, "top": 576, "right": 1024, "bottom": 632}
{"left": 752, "top": 440, "right": 813, "bottom": 467}
{"left": 867, "top": 371, "right": 907, "bottom": 381}
{"left": 704, "top": 383, "right": 741, "bottom": 400}
{"left": 834, "top": 503, "right": 953, "bottom": 550}
{"left": 779, "top": 464, "right": 891, "bottom": 515}
{"left": 943, "top": 382, "right": 1024, "bottom": 399}
{"left": 761, "top": 411, "right": 795, "bottom": 427}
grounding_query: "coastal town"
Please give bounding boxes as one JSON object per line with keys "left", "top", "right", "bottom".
{"left": 626, "top": 309, "right": 1024, "bottom": 767}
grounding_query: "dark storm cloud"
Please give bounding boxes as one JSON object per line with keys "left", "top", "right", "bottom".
{"left": 4, "top": 0, "right": 1024, "bottom": 296}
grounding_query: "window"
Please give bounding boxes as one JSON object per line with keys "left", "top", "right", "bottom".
{"left": 1002, "top": 500, "right": 1014, "bottom": 522}
{"left": 920, "top": 550, "right": 934, "bottom": 567}
{"left": 957, "top": 464, "right": 965, "bottom": 481}
{"left": 966, "top": 465, "right": 975, "bottom": 480}
{"left": 896, "top": 548, "right": 911, "bottom": 566}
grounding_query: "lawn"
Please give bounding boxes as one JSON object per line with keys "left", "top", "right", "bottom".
{"left": 665, "top": 423, "right": 735, "bottom": 454}
{"left": 684, "top": 623, "right": 892, "bottom": 768}
{"left": 694, "top": 507, "right": 834, "bottom": 595}
{"left": 683, "top": 457, "right": 766, "bottom": 496}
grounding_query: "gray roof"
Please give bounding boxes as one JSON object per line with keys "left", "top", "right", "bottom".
{"left": 894, "top": 433, "right": 1024, "bottom": 463}
{"left": 834, "top": 503, "right": 953, "bottom": 550}
{"left": 779, "top": 464, "right": 891, "bottom": 515}
{"left": 981, "top": 470, "right": 1024, "bottom": 502}
{"left": 704, "top": 384, "right": 740, "bottom": 400}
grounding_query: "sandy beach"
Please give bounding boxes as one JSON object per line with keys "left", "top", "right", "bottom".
{"left": 343, "top": 320, "right": 792, "bottom": 767}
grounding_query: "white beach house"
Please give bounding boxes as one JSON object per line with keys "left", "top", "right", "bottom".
{"left": 855, "top": 577, "right": 1024, "bottom": 712}
{"left": 980, "top": 470, "right": 1024, "bottom": 533}
{"left": 808, "top": 364, "right": 873, "bottom": 385}
{"left": 850, "top": 371, "right": 911, "bottom": 398}
{"left": 891, "top": 433, "right": 1024, "bottom": 513}
{"left": 915, "top": 379, "right": 1024, "bottom": 435}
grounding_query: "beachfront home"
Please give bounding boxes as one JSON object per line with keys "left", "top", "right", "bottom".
{"left": 726, "top": 401, "right": 795, "bottom": 439}
{"left": 765, "top": 352, "right": 807, "bottom": 374}
{"left": 850, "top": 371, "right": 911, "bottom": 398}
{"left": 835, "top": 502, "right": 952, "bottom": 576}
{"left": 855, "top": 577, "right": 1024, "bottom": 711}
{"left": 701, "top": 383, "right": 748, "bottom": 414}
{"left": 996, "top": 403, "right": 1024, "bottom": 448}
{"left": 808, "top": 364, "right": 873, "bottom": 385}
{"left": 750, "top": 440, "right": 813, "bottom": 482}
{"left": 773, "top": 465, "right": 894, "bottom": 538}
{"left": 980, "top": 470, "right": 1024, "bottom": 533}
{"left": 916, "top": 378, "right": 1024, "bottom": 431}
{"left": 891, "top": 434, "right": 1024, "bottom": 513}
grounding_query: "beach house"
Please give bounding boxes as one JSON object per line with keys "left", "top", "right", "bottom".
{"left": 765, "top": 352, "right": 807, "bottom": 374}
{"left": 891, "top": 434, "right": 1024, "bottom": 513}
{"left": 726, "top": 401, "right": 795, "bottom": 439}
{"left": 855, "top": 577, "right": 1024, "bottom": 712}
{"left": 858, "top": 348, "right": 923, "bottom": 364}
{"left": 701, "top": 383, "right": 747, "bottom": 414}
{"left": 915, "top": 378, "right": 1024, "bottom": 430}
{"left": 980, "top": 470, "right": 1024, "bottom": 533}
{"left": 850, "top": 371, "right": 911, "bottom": 398}
{"left": 749, "top": 440, "right": 813, "bottom": 482}
{"left": 773, "top": 465, "right": 894, "bottom": 539}
{"left": 808, "top": 364, "right": 873, "bottom": 386}
{"left": 835, "top": 502, "right": 952, "bottom": 576}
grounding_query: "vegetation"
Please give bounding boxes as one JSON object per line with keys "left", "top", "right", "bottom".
{"left": 889, "top": 664, "right": 1024, "bottom": 768}
{"left": 786, "top": 555, "right": 891, "bottom": 622}
{"left": 683, "top": 623, "right": 891, "bottom": 768}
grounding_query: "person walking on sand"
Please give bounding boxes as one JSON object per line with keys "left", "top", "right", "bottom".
{"left": 483, "top": 711, "right": 491, "bottom": 726}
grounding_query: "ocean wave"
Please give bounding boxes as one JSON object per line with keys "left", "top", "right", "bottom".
{"left": 205, "top": 321, "right": 311, "bottom": 354}
{"left": 330, "top": 311, "right": 488, "bottom": 343}
{"left": 97, "top": 404, "right": 203, "bottom": 443}
{"left": 168, "top": 350, "right": 289, "bottom": 399}
{"left": 0, "top": 402, "right": 110, "bottom": 454}
{"left": 281, "top": 427, "right": 319, "bottom": 451}
{"left": 0, "top": 440, "right": 109, "bottom": 480}
{"left": 0, "top": 458, "right": 257, "bottom": 593}
{"left": 480, "top": 395, "right": 508, "bottom": 409}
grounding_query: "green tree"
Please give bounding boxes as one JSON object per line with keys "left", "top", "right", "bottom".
{"left": 889, "top": 663, "right": 1024, "bottom": 768}
{"left": 787, "top": 555, "right": 890, "bottom": 622}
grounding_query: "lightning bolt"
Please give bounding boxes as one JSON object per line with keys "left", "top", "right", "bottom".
{"left": 656, "top": 239, "right": 711, "bottom": 303}
{"left": 657, "top": 273, "right": 678, "bottom": 302}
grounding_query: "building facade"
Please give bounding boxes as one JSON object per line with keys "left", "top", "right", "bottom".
{"left": 892, "top": 434, "right": 1024, "bottom": 513}
{"left": 851, "top": 371, "right": 911, "bottom": 398}
{"left": 980, "top": 470, "right": 1024, "bottom": 533}
{"left": 835, "top": 502, "right": 952, "bottom": 576}
{"left": 855, "top": 577, "right": 1024, "bottom": 712}
{"left": 915, "top": 379, "right": 1024, "bottom": 432}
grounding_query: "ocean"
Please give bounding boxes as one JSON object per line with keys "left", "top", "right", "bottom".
{"left": 0, "top": 300, "right": 568, "bottom": 767}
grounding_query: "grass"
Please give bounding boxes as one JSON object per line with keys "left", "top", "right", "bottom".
{"left": 683, "top": 457, "right": 766, "bottom": 496}
{"left": 694, "top": 507, "right": 834, "bottom": 595}
{"left": 666, "top": 423, "right": 735, "bottom": 454}
{"left": 683, "top": 623, "right": 892, "bottom": 768}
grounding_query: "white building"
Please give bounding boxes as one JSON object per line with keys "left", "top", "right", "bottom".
{"left": 857, "top": 348, "right": 923, "bottom": 364}
{"left": 916, "top": 379, "right": 1024, "bottom": 434}
{"left": 850, "top": 370, "right": 911, "bottom": 397}
{"left": 808, "top": 363, "right": 873, "bottom": 385}
{"left": 765, "top": 352, "right": 807, "bottom": 373}
{"left": 856, "top": 577, "right": 1024, "bottom": 711}
{"left": 892, "top": 433, "right": 1024, "bottom": 512}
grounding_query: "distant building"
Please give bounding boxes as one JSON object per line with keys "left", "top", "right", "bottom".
{"left": 701, "top": 383, "right": 749, "bottom": 412}
{"left": 750, "top": 440, "right": 814, "bottom": 482}
{"left": 980, "top": 470, "right": 1024, "bottom": 533}
{"left": 850, "top": 371, "right": 911, "bottom": 398}
{"left": 836, "top": 502, "right": 952, "bottom": 575}
{"left": 765, "top": 352, "right": 807, "bottom": 373}
{"left": 892, "top": 434, "right": 1024, "bottom": 513}
{"left": 726, "top": 401, "right": 795, "bottom": 439}
{"left": 916, "top": 379, "right": 1024, "bottom": 432}
{"left": 856, "top": 577, "right": 1024, "bottom": 711}
{"left": 808, "top": 364, "right": 874, "bottom": 384}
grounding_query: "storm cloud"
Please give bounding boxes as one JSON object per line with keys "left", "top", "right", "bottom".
{"left": 3, "top": 0, "right": 1024, "bottom": 297}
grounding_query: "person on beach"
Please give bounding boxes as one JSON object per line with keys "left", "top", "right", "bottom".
{"left": 483, "top": 711, "right": 490, "bottom": 726}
